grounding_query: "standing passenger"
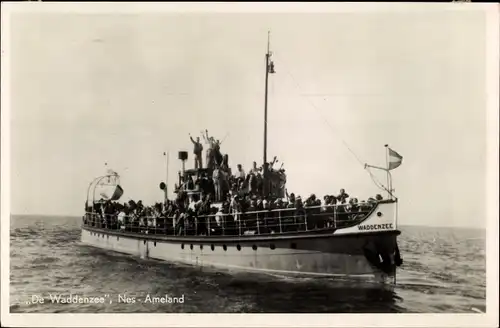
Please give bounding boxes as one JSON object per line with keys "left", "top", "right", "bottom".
{"left": 189, "top": 134, "right": 203, "bottom": 169}
{"left": 337, "top": 189, "right": 350, "bottom": 204}
{"left": 249, "top": 161, "right": 260, "bottom": 175}
{"left": 118, "top": 209, "right": 126, "bottom": 230}
{"left": 213, "top": 165, "right": 221, "bottom": 202}
{"left": 203, "top": 129, "right": 217, "bottom": 169}
{"left": 236, "top": 164, "right": 246, "bottom": 185}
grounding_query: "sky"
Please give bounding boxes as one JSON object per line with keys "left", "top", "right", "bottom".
{"left": 6, "top": 6, "right": 492, "bottom": 228}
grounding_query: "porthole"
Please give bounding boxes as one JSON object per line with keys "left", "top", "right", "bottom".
{"left": 200, "top": 244, "right": 203, "bottom": 250}
{"left": 270, "top": 244, "right": 276, "bottom": 250}
{"left": 190, "top": 244, "right": 193, "bottom": 250}
{"left": 107, "top": 235, "right": 109, "bottom": 239}
{"left": 252, "top": 245, "right": 257, "bottom": 251}
{"left": 291, "top": 243, "right": 297, "bottom": 249}
{"left": 377, "top": 212, "right": 383, "bottom": 217}
{"left": 181, "top": 243, "right": 184, "bottom": 249}
{"left": 236, "top": 244, "right": 241, "bottom": 251}
{"left": 143, "top": 240, "right": 146, "bottom": 245}
{"left": 154, "top": 241, "right": 157, "bottom": 247}
{"left": 211, "top": 244, "right": 215, "bottom": 251}
{"left": 223, "top": 245, "right": 227, "bottom": 251}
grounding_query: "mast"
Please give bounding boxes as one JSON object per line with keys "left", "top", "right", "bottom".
{"left": 385, "top": 145, "right": 390, "bottom": 199}
{"left": 263, "top": 31, "right": 275, "bottom": 165}
{"left": 263, "top": 31, "right": 275, "bottom": 197}
{"left": 263, "top": 31, "right": 270, "bottom": 165}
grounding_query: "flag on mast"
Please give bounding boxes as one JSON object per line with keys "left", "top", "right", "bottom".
{"left": 388, "top": 148, "right": 403, "bottom": 170}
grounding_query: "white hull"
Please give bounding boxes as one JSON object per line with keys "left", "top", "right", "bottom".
{"left": 81, "top": 202, "right": 401, "bottom": 283}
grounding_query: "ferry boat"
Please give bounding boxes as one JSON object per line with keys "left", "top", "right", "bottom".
{"left": 81, "top": 33, "right": 404, "bottom": 284}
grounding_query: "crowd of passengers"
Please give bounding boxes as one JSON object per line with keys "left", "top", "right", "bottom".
{"left": 84, "top": 129, "right": 384, "bottom": 235}
{"left": 84, "top": 190, "right": 384, "bottom": 236}
{"left": 186, "top": 129, "right": 289, "bottom": 203}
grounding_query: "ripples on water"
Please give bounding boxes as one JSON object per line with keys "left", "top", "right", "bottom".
{"left": 9, "top": 215, "right": 486, "bottom": 313}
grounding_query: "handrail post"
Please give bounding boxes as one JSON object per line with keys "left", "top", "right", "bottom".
{"left": 207, "top": 215, "right": 211, "bottom": 236}
{"left": 257, "top": 212, "right": 260, "bottom": 235}
{"left": 222, "top": 215, "right": 225, "bottom": 236}
{"left": 304, "top": 209, "right": 308, "bottom": 231}
{"left": 195, "top": 217, "right": 198, "bottom": 236}
{"left": 334, "top": 206, "right": 337, "bottom": 228}
{"left": 279, "top": 210, "right": 282, "bottom": 233}
{"left": 238, "top": 213, "right": 242, "bottom": 236}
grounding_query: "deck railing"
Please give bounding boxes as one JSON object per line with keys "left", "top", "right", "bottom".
{"left": 82, "top": 203, "right": 379, "bottom": 237}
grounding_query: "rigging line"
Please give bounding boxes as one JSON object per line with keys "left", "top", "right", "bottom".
{"left": 274, "top": 54, "right": 392, "bottom": 194}
{"left": 367, "top": 167, "right": 389, "bottom": 193}
{"left": 274, "top": 55, "right": 365, "bottom": 168}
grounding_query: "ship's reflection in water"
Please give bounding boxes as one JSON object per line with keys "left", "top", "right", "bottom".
{"left": 84, "top": 248, "right": 406, "bottom": 313}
